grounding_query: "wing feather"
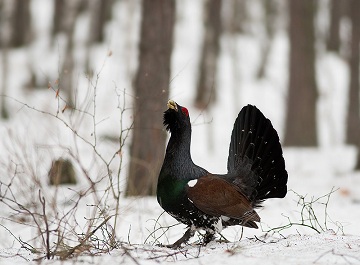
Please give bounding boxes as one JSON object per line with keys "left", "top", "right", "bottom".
{"left": 187, "top": 175, "right": 260, "bottom": 222}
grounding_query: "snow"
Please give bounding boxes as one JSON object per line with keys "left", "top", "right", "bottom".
{"left": 4, "top": 232, "right": 360, "bottom": 264}
{"left": 1, "top": 0, "right": 360, "bottom": 264}
{"left": 1, "top": 192, "right": 360, "bottom": 264}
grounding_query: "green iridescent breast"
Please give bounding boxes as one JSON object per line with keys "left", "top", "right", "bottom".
{"left": 157, "top": 173, "right": 189, "bottom": 211}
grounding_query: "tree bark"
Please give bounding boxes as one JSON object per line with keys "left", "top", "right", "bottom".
{"left": 88, "top": 0, "right": 113, "bottom": 43}
{"left": 8, "top": 0, "right": 31, "bottom": 47}
{"left": 59, "top": 0, "right": 84, "bottom": 108}
{"left": 52, "top": 0, "right": 65, "bottom": 36}
{"left": 126, "top": 0, "right": 175, "bottom": 196}
{"left": 1, "top": 45, "right": 9, "bottom": 119}
{"left": 284, "top": 0, "right": 318, "bottom": 146}
{"left": 346, "top": 0, "right": 360, "bottom": 169}
{"left": 257, "top": 0, "right": 278, "bottom": 79}
{"left": 327, "top": 0, "right": 346, "bottom": 53}
{"left": 194, "top": 0, "right": 222, "bottom": 109}
{"left": 222, "top": 0, "right": 248, "bottom": 35}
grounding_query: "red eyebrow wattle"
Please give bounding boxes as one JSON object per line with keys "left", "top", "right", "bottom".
{"left": 181, "top": 107, "right": 189, "bottom": 116}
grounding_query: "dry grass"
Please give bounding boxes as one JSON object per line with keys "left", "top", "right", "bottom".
{"left": 0, "top": 62, "right": 134, "bottom": 260}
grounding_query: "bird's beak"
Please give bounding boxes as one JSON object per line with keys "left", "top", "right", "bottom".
{"left": 167, "top": 100, "right": 178, "bottom": 112}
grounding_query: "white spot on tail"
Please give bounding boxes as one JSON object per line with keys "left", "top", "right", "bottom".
{"left": 188, "top": 179, "right": 198, "bottom": 187}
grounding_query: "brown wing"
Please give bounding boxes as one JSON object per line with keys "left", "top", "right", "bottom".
{"left": 187, "top": 175, "right": 260, "bottom": 222}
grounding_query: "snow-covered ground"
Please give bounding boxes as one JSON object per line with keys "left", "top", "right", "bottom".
{"left": 1, "top": 190, "right": 360, "bottom": 264}
{"left": 1, "top": 0, "right": 360, "bottom": 264}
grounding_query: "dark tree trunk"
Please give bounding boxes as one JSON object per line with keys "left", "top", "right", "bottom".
{"left": 1, "top": 46, "right": 9, "bottom": 119}
{"left": 126, "top": 0, "right": 175, "bottom": 196}
{"left": 88, "top": 0, "right": 113, "bottom": 43}
{"left": 346, "top": 0, "right": 360, "bottom": 169}
{"left": 284, "top": 0, "right": 318, "bottom": 146}
{"left": 327, "top": 0, "right": 346, "bottom": 52}
{"left": 223, "top": 0, "right": 248, "bottom": 35}
{"left": 85, "top": 0, "right": 114, "bottom": 76}
{"left": 0, "top": 1, "right": 11, "bottom": 118}
{"left": 257, "top": 0, "right": 278, "bottom": 79}
{"left": 194, "top": 0, "right": 222, "bottom": 109}
{"left": 53, "top": 0, "right": 65, "bottom": 36}
{"left": 8, "top": 0, "right": 31, "bottom": 47}
{"left": 59, "top": 0, "right": 83, "bottom": 108}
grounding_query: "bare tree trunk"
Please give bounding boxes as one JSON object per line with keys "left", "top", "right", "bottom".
{"left": 0, "top": 0, "right": 10, "bottom": 119}
{"left": 126, "top": 0, "right": 175, "bottom": 196}
{"left": 346, "top": 0, "right": 360, "bottom": 169}
{"left": 85, "top": 0, "right": 114, "bottom": 77}
{"left": 8, "top": 0, "right": 31, "bottom": 47}
{"left": 60, "top": 0, "right": 83, "bottom": 108}
{"left": 53, "top": 0, "right": 65, "bottom": 36}
{"left": 88, "top": 0, "right": 113, "bottom": 44}
{"left": 222, "top": 0, "right": 249, "bottom": 115}
{"left": 284, "top": 0, "right": 318, "bottom": 146}
{"left": 222, "top": 0, "right": 248, "bottom": 35}
{"left": 1, "top": 46, "right": 9, "bottom": 119}
{"left": 194, "top": 0, "right": 222, "bottom": 109}
{"left": 0, "top": 0, "right": 4, "bottom": 47}
{"left": 327, "top": 0, "right": 347, "bottom": 53}
{"left": 257, "top": 0, "right": 278, "bottom": 79}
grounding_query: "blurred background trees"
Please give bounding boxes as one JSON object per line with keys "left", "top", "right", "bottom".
{"left": 195, "top": 0, "right": 222, "bottom": 109}
{"left": 126, "top": 0, "right": 175, "bottom": 196}
{"left": 284, "top": 0, "right": 318, "bottom": 146}
{"left": 347, "top": 0, "right": 360, "bottom": 169}
{"left": 0, "top": 0, "right": 359, "bottom": 195}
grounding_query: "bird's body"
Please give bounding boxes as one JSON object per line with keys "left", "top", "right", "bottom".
{"left": 157, "top": 100, "right": 288, "bottom": 248}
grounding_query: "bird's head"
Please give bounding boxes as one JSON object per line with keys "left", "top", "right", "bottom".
{"left": 163, "top": 100, "right": 190, "bottom": 133}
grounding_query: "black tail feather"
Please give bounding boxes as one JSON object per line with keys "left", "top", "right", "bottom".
{"left": 227, "top": 105, "right": 288, "bottom": 206}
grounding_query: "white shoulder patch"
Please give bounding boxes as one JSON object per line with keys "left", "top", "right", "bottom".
{"left": 187, "top": 179, "right": 198, "bottom": 187}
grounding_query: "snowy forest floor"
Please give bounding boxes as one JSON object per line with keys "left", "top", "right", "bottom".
{"left": 1, "top": 165, "right": 360, "bottom": 265}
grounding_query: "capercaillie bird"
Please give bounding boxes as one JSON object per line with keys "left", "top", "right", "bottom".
{"left": 157, "top": 100, "right": 288, "bottom": 248}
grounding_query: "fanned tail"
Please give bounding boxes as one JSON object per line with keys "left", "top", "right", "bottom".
{"left": 227, "top": 105, "right": 288, "bottom": 206}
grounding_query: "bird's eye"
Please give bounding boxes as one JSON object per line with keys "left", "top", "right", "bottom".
{"left": 181, "top": 107, "right": 189, "bottom": 117}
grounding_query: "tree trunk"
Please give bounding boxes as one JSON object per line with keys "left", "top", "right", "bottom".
{"left": 59, "top": 0, "right": 83, "bottom": 108}
{"left": 284, "top": 0, "right": 318, "bottom": 146}
{"left": 257, "top": 0, "right": 278, "bottom": 79}
{"left": 126, "top": 0, "right": 175, "bottom": 196}
{"left": 53, "top": 0, "right": 65, "bottom": 36}
{"left": 327, "top": 0, "right": 346, "bottom": 53}
{"left": 346, "top": 0, "right": 360, "bottom": 169}
{"left": 88, "top": 0, "right": 113, "bottom": 43}
{"left": 8, "top": 0, "right": 31, "bottom": 47}
{"left": 1, "top": 46, "right": 9, "bottom": 119}
{"left": 222, "top": 0, "right": 248, "bottom": 35}
{"left": 194, "top": 0, "right": 222, "bottom": 109}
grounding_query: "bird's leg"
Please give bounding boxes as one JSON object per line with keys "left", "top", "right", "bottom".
{"left": 165, "top": 227, "right": 194, "bottom": 249}
{"left": 202, "top": 231, "right": 216, "bottom": 245}
{"left": 216, "top": 232, "right": 230, "bottom": 243}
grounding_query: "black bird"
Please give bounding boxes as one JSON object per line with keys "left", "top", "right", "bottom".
{"left": 157, "top": 100, "right": 288, "bottom": 248}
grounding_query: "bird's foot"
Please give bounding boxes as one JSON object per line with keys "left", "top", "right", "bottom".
{"left": 216, "top": 233, "right": 230, "bottom": 243}
{"left": 159, "top": 227, "right": 195, "bottom": 249}
{"left": 197, "top": 232, "right": 229, "bottom": 246}
{"left": 157, "top": 229, "right": 227, "bottom": 248}
{"left": 215, "top": 238, "right": 230, "bottom": 243}
{"left": 202, "top": 231, "right": 216, "bottom": 245}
